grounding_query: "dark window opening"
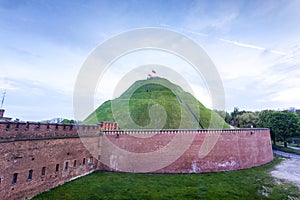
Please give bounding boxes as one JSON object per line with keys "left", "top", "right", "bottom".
{"left": 15, "top": 122, "right": 19, "bottom": 131}
{"left": 73, "top": 160, "right": 77, "bottom": 167}
{"left": 41, "top": 167, "right": 46, "bottom": 177}
{"left": 35, "top": 122, "right": 40, "bottom": 130}
{"left": 65, "top": 162, "right": 69, "bottom": 170}
{"left": 6, "top": 123, "right": 10, "bottom": 131}
{"left": 83, "top": 158, "right": 86, "bottom": 165}
{"left": 12, "top": 173, "right": 18, "bottom": 185}
{"left": 25, "top": 122, "right": 29, "bottom": 130}
{"left": 55, "top": 164, "right": 59, "bottom": 173}
{"left": 27, "top": 170, "right": 33, "bottom": 181}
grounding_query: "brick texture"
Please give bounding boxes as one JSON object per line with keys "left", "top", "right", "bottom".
{"left": 0, "top": 122, "right": 273, "bottom": 199}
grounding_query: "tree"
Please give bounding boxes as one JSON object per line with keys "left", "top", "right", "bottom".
{"left": 229, "top": 107, "right": 247, "bottom": 127}
{"left": 258, "top": 110, "right": 299, "bottom": 147}
{"left": 61, "top": 119, "right": 75, "bottom": 124}
{"left": 273, "top": 111, "right": 299, "bottom": 147}
{"left": 214, "top": 110, "right": 232, "bottom": 124}
{"left": 237, "top": 112, "right": 259, "bottom": 128}
{"left": 257, "top": 110, "right": 275, "bottom": 144}
{"left": 230, "top": 107, "right": 239, "bottom": 126}
{"left": 296, "top": 109, "right": 300, "bottom": 118}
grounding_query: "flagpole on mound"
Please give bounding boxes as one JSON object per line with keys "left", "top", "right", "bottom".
{"left": 1, "top": 89, "right": 6, "bottom": 109}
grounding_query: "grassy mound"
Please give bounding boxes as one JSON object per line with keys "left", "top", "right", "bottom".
{"left": 84, "top": 77, "right": 229, "bottom": 129}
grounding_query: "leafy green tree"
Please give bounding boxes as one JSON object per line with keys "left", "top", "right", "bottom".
{"left": 257, "top": 110, "right": 275, "bottom": 144}
{"left": 258, "top": 110, "right": 299, "bottom": 147}
{"left": 272, "top": 111, "right": 298, "bottom": 147}
{"left": 229, "top": 107, "right": 247, "bottom": 127}
{"left": 230, "top": 107, "right": 239, "bottom": 126}
{"left": 61, "top": 119, "right": 75, "bottom": 124}
{"left": 296, "top": 109, "right": 300, "bottom": 118}
{"left": 237, "top": 112, "right": 259, "bottom": 128}
{"left": 214, "top": 110, "right": 232, "bottom": 124}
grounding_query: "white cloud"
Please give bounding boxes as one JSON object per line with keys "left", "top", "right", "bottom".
{"left": 0, "top": 40, "right": 86, "bottom": 95}
{"left": 271, "top": 87, "right": 300, "bottom": 104}
{"left": 218, "top": 38, "right": 287, "bottom": 56}
{"left": 190, "top": 83, "right": 212, "bottom": 109}
{"left": 93, "top": 49, "right": 210, "bottom": 108}
{"left": 182, "top": 1, "right": 240, "bottom": 33}
{"left": 2, "top": 0, "right": 300, "bottom": 120}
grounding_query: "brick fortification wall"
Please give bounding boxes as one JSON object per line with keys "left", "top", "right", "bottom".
{"left": 0, "top": 122, "right": 101, "bottom": 200}
{"left": 0, "top": 121, "right": 274, "bottom": 199}
{"left": 100, "top": 129, "right": 273, "bottom": 173}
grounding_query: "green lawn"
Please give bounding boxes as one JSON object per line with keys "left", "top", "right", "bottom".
{"left": 33, "top": 157, "right": 299, "bottom": 200}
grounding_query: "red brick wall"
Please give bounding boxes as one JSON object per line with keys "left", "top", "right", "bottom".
{"left": 100, "top": 129, "right": 273, "bottom": 173}
{"left": 0, "top": 122, "right": 100, "bottom": 200}
{"left": 99, "top": 122, "right": 118, "bottom": 130}
{"left": 0, "top": 122, "right": 100, "bottom": 140}
{"left": 0, "top": 122, "right": 273, "bottom": 199}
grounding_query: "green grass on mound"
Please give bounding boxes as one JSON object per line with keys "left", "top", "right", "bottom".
{"left": 33, "top": 156, "right": 299, "bottom": 200}
{"left": 84, "top": 78, "right": 229, "bottom": 129}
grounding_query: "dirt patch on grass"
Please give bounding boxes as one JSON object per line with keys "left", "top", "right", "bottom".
{"left": 271, "top": 158, "right": 300, "bottom": 189}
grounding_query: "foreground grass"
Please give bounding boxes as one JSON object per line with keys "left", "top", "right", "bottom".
{"left": 273, "top": 145, "right": 300, "bottom": 155}
{"left": 33, "top": 157, "right": 299, "bottom": 200}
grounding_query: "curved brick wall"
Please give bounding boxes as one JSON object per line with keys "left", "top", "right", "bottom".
{"left": 0, "top": 121, "right": 273, "bottom": 199}
{"left": 100, "top": 129, "right": 273, "bottom": 173}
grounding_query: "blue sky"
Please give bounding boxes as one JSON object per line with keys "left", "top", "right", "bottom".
{"left": 0, "top": 0, "right": 299, "bottom": 121}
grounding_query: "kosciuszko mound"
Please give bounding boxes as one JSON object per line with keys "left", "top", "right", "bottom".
{"left": 84, "top": 77, "right": 229, "bottom": 129}
{"left": 0, "top": 78, "right": 274, "bottom": 199}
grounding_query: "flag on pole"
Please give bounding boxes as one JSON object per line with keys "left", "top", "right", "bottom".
{"left": 1, "top": 90, "right": 6, "bottom": 108}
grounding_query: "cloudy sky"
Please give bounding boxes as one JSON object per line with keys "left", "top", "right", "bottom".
{"left": 0, "top": 0, "right": 299, "bottom": 121}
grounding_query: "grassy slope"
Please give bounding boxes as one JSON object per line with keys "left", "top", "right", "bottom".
{"left": 84, "top": 78, "right": 229, "bottom": 129}
{"left": 33, "top": 157, "right": 299, "bottom": 200}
